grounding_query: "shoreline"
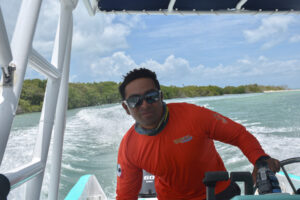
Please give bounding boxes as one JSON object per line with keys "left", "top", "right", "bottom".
{"left": 16, "top": 89, "right": 299, "bottom": 115}
{"left": 263, "top": 89, "right": 300, "bottom": 93}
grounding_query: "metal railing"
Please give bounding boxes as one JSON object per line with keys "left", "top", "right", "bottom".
{"left": 0, "top": 0, "right": 78, "bottom": 199}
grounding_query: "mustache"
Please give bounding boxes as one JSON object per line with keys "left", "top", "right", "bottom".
{"left": 139, "top": 108, "right": 154, "bottom": 113}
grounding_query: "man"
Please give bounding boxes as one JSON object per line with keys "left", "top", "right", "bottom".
{"left": 116, "top": 68, "right": 280, "bottom": 200}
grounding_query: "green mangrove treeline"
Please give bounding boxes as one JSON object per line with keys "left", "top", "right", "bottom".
{"left": 18, "top": 79, "right": 285, "bottom": 114}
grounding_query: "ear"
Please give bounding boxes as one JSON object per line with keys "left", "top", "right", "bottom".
{"left": 122, "top": 102, "right": 131, "bottom": 115}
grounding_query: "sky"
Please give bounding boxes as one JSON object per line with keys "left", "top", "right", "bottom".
{"left": 1, "top": 0, "right": 300, "bottom": 88}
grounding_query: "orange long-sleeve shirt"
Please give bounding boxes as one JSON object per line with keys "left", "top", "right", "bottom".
{"left": 116, "top": 103, "right": 268, "bottom": 200}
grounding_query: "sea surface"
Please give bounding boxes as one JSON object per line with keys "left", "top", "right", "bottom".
{"left": 1, "top": 91, "right": 300, "bottom": 199}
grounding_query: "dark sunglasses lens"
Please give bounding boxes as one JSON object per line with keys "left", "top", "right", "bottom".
{"left": 126, "top": 91, "right": 160, "bottom": 108}
{"left": 145, "top": 91, "right": 160, "bottom": 104}
{"left": 126, "top": 96, "right": 142, "bottom": 108}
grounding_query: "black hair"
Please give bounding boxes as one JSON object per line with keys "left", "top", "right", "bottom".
{"left": 119, "top": 68, "right": 160, "bottom": 100}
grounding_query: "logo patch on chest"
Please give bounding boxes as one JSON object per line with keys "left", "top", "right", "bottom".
{"left": 173, "top": 135, "right": 193, "bottom": 144}
{"left": 117, "top": 164, "right": 122, "bottom": 177}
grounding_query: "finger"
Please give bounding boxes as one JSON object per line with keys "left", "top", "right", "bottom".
{"left": 252, "top": 166, "right": 258, "bottom": 184}
{"left": 252, "top": 174, "right": 257, "bottom": 184}
{"left": 275, "top": 160, "right": 281, "bottom": 172}
{"left": 270, "top": 165, "right": 276, "bottom": 172}
{"left": 268, "top": 159, "right": 280, "bottom": 172}
{"left": 271, "top": 162, "right": 278, "bottom": 172}
{"left": 271, "top": 159, "right": 280, "bottom": 172}
{"left": 266, "top": 159, "right": 274, "bottom": 171}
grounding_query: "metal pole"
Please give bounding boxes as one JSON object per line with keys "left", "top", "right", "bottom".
{"left": 4, "top": 159, "right": 44, "bottom": 190}
{"left": 29, "top": 49, "right": 61, "bottom": 80}
{"left": 0, "top": 7, "right": 12, "bottom": 70}
{"left": 48, "top": 15, "right": 73, "bottom": 200}
{"left": 0, "top": 0, "right": 43, "bottom": 165}
{"left": 82, "top": 0, "right": 97, "bottom": 16}
{"left": 25, "top": 1, "right": 74, "bottom": 198}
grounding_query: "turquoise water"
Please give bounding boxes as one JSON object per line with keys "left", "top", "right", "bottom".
{"left": 1, "top": 91, "right": 300, "bottom": 199}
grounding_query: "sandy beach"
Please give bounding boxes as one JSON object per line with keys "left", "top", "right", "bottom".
{"left": 263, "top": 89, "right": 300, "bottom": 93}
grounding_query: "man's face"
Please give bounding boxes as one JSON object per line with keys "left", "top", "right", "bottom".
{"left": 122, "top": 78, "right": 163, "bottom": 129}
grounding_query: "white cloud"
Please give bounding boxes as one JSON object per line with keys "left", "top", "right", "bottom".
{"left": 89, "top": 53, "right": 192, "bottom": 83}
{"left": 0, "top": 0, "right": 22, "bottom": 39}
{"left": 261, "top": 38, "right": 284, "bottom": 49}
{"left": 1, "top": 0, "right": 142, "bottom": 60}
{"left": 71, "top": 4, "right": 144, "bottom": 57}
{"left": 146, "top": 16, "right": 246, "bottom": 39}
{"left": 118, "top": 15, "right": 144, "bottom": 28}
{"left": 290, "top": 34, "right": 300, "bottom": 43}
{"left": 0, "top": 0, "right": 59, "bottom": 57}
{"left": 141, "top": 55, "right": 191, "bottom": 83}
{"left": 88, "top": 52, "right": 300, "bottom": 87}
{"left": 237, "top": 59, "right": 251, "bottom": 65}
{"left": 33, "top": 40, "right": 55, "bottom": 57}
{"left": 258, "top": 56, "right": 268, "bottom": 62}
{"left": 2, "top": 2, "right": 300, "bottom": 88}
{"left": 72, "top": 14, "right": 130, "bottom": 55}
{"left": 243, "top": 16, "right": 294, "bottom": 48}
{"left": 33, "top": 1, "right": 60, "bottom": 57}
{"left": 90, "top": 52, "right": 137, "bottom": 80}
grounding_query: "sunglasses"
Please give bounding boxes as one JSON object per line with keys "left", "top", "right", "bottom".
{"left": 124, "top": 90, "right": 161, "bottom": 108}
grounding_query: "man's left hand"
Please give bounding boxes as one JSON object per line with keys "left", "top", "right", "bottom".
{"left": 265, "top": 157, "right": 281, "bottom": 173}
{"left": 252, "top": 157, "right": 281, "bottom": 184}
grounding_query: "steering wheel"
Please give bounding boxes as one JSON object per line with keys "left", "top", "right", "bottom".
{"left": 280, "top": 157, "right": 300, "bottom": 194}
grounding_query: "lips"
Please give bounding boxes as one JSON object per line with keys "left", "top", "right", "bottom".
{"left": 141, "top": 112, "right": 153, "bottom": 117}
{"left": 140, "top": 110, "right": 154, "bottom": 118}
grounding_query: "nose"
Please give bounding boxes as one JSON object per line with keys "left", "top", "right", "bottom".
{"left": 140, "top": 98, "right": 150, "bottom": 108}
